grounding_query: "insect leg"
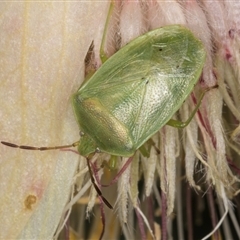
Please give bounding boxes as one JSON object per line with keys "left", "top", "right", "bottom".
{"left": 166, "top": 85, "right": 218, "bottom": 128}
{"left": 86, "top": 157, "right": 113, "bottom": 209}
{"left": 101, "top": 155, "right": 118, "bottom": 171}
{"left": 100, "top": 1, "right": 115, "bottom": 64}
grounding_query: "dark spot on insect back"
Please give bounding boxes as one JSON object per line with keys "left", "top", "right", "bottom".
{"left": 159, "top": 48, "right": 163, "bottom": 51}
{"left": 141, "top": 77, "right": 149, "bottom": 84}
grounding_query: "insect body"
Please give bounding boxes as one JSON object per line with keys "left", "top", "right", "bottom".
{"left": 2, "top": 25, "right": 206, "bottom": 158}
{"left": 72, "top": 25, "right": 206, "bottom": 157}
{"left": 1, "top": 24, "right": 207, "bottom": 212}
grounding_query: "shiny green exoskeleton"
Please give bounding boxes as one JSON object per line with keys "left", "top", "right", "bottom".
{"left": 72, "top": 25, "right": 206, "bottom": 157}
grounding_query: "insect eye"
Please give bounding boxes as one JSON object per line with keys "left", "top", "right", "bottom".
{"left": 95, "top": 147, "right": 101, "bottom": 153}
{"left": 80, "top": 131, "right": 85, "bottom": 136}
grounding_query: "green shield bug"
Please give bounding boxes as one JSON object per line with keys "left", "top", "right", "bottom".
{"left": 71, "top": 24, "right": 206, "bottom": 157}
{"left": 2, "top": 24, "right": 207, "bottom": 158}
{"left": 1, "top": 25, "right": 209, "bottom": 209}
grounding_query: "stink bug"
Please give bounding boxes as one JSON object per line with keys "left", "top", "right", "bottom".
{"left": 2, "top": 25, "right": 207, "bottom": 157}
{"left": 2, "top": 24, "right": 207, "bottom": 158}
{"left": 71, "top": 24, "right": 206, "bottom": 157}
{"left": 1, "top": 25, "right": 209, "bottom": 210}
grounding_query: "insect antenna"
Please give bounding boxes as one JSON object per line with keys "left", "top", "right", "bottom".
{"left": 1, "top": 140, "right": 113, "bottom": 209}
{"left": 86, "top": 156, "right": 113, "bottom": 209}
{"left": 1, "top": 141, "right": 79, "bottom": 150}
